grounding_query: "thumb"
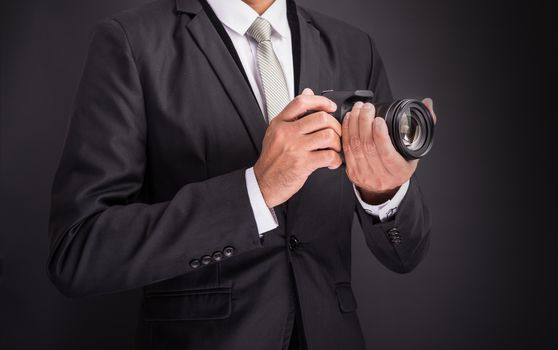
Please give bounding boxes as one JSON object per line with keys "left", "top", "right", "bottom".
{"left": 301, "top": 88, "right": 314, "bottom": 96}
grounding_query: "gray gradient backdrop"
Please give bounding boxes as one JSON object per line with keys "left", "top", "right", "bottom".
{"left": 0, "top": 0, "right": 555, "bottom": 349}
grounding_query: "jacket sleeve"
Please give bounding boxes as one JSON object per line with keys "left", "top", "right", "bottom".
{"left": 355, "top": 175, "right": 431, "bottom": 273}
{"left": 354, "top": 35, "right": 432, "bottom": 273}
{"left": 47, "top": 19, "right": 262, "bottom": 297}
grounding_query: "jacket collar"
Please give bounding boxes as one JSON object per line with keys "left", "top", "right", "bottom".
{"left": 175, "top": 0, "right": 314, "bottom": 26}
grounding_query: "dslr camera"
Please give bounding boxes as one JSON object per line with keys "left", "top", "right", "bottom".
{"left": 319, "top": 90, "right": 435, "bottom": 160}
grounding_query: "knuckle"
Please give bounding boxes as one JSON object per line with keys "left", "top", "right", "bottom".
{"left": 326, "top": 128, "right": 337, "bottom": 142}
{"left": 322, "top": 112, "right": 331, "bottom": 124}
{"left": 316, "top": 111, "right": 327, "bottom": 124}
{"left": 294, "top": 95, "right": 306, "bottom": 107}
{"left": 318, "top": 130, "right": 328, "bottom": 143}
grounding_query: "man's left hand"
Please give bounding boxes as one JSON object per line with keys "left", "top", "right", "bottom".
{"left": 342, "top": 98, "right": 436, "bottom": 205}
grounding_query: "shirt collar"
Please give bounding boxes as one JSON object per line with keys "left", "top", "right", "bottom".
{"left": 206, "top": 0, "right": 289, "bottom": 38}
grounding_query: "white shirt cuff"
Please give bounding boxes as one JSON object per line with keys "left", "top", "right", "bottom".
{"left": 245, "top": 167, "right": 279, "bottom": 236}
{"left": 353, "top": 179, "right": 410, "bottom": 222}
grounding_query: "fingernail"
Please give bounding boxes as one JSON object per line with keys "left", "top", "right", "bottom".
{"left": 330, "top": 101, "right": 337, "bottom": 110}
{"left": 354, "top": 101, "right": 363, "bottom": 108}
{"left": 344, "top": 112, "right": 350, "bottom": 122}
{"left": 363, "top": 102, "right": 373, "bottom": 110}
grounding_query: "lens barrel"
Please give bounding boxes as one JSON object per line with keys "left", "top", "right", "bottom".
{"left": 321, "top": 90, "right": 435, "bottom": 160}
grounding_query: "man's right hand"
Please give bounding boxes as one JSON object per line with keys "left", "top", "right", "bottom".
{"left": 253, "top": 88, "right": 343, "bottom": 208}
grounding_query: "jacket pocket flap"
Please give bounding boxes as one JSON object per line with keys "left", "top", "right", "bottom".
{"left": 335, "top": 283, "right": 357, "bottom": 313}
{"left": 144, "top": 287, "right": 231, "bottom": 321}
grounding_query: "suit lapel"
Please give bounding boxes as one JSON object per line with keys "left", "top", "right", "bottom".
{"left": 178, "top": 0, "right": 268, "bottom": 154}
{"left": 295, "top": 7, "right": 321, "bottom": 95}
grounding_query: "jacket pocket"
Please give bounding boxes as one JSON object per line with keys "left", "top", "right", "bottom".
{"left": 334, "top": 282, "right": 358, "bottom": 313}
{"left": 144, "top": 286, "right": 232, "bottom": 321}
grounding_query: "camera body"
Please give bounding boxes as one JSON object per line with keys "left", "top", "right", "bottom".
{"left": 320, "top": 90, "right": 435, "bottom": 160}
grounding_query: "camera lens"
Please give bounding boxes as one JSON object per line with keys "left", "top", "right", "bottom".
{"left": 376, "top": 99, "right": 434, "bottom": 160}
{"left": 399, "top": 108, "right": 423, "bottom": 151}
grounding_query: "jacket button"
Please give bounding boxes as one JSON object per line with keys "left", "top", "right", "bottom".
{"left": 212, "top": 251, "right": 223, "bottom": 262}
{"left": 223, "top": 246, "right": 235, "bottom": 257}
{"left": 189, "top": 259, "right": 201, "bottom": 269}
{"left": 201, "top": 255, "right": 212, "bottom": 265}
{"left": 288, "top": 236, "right": 300, "bottom": 251}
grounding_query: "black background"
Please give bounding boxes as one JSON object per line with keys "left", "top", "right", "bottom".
{"left": 0, "top": 0, "right": 555, "bottom": 349}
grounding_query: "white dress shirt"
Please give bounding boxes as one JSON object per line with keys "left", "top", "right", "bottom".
{"left": 206, "top": 0, "right": 409, "bottom": 236}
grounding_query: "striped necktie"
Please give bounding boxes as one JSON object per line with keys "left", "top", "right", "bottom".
{"left": 246, "top": 17, "right": 290, "bottom": 123}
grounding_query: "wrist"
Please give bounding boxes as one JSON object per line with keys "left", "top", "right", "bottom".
{"left": 253, "top": 164, "right": 273, "bottom": 208}
{"left": 356, "top": 185, "right": 399, "bottom": 205}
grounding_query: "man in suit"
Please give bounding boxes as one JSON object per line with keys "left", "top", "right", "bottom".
{"left": 47, "top": 0, "right": 434, "bottom": 349}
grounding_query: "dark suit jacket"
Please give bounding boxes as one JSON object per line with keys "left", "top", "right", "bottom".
{"left": 47, "top": 0, "right": 431, "bottom": 349}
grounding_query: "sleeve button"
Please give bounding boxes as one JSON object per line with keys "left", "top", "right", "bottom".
{"left": 387, "top": 228, "right": 400, "bottom": 237}
{"left": 223, "top": 246, "right": 235, "bottom": 257}
{"left": 212, "top": 251, "right": 223, "bottom": 261}
{"left": 189, "top": 259, "right": 201, "bottom": 269}
{"left": 387, "top": 228, "right": 401, "bottom": 246}
{"left": 201, "top": 255, "right": 212, "bottom": 265}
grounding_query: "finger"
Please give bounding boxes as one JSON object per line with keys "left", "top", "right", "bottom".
{"left": 308, "top": 149, "right": 343, "bottom": 170}
{"left": 296, "top": 111, "right": 342, "bottom": 137}
{"left": 348, "top": 101, "right": 364, "bottom": 157}
{"left": 342, "top": 110, "right": 373, "bottom": 183}
{"left": 372, "top": 117, "right": 408, "bottom": 174}
{"left": 300, "top": 128, "right": 341, "bottom": 152}
{"left": 341, "top": 111, "right": 351, "bottom": 154}
{"left": 358, "top": 103, "right": 375, "bottom": 154}
{"left": 422, "top": 97, "right": 437, "bottom": 124}
{"left": 342, "top": 112, "right": 361, "bottom": 177}
{"left": 277, "top": 94, "right": 337, "bottom": 122}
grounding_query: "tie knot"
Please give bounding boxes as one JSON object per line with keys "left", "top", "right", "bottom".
{"left": 246, "top": 17, "right": 272, "bottom": 44}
